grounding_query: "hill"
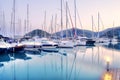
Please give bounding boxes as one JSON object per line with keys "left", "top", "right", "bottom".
{"left": 24, "top": 29, "right": 50, "bottom": 38}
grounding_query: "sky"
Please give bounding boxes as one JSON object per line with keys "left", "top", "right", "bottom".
{"left": 0, "top": 0, "right": 120, "bottom": 36}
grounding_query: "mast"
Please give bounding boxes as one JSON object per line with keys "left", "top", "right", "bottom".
{"left": 13, "top": 0, "right": 16, "bottom": 39}
{"left": 12, "top": 0, "right": 16, "bottom": 80}
{"left": 74, "top": 0, "right": 77, "bottom": 38}
{"left": 51, "top": 15, "right": 53, "bottom": 38}
{"left": 91, "top": 16, "right": 94, "bottom": 38}
{"left": 66, "top": 2, "right": 68, "bottom": 39}
{"left": 18, "top": 19, "right": 21, "bottom": 36}
{"left": 61, "top": 0, "right": 63, "bottom": 39}
{"left": 27, "top": 4, "right": 29, "bottom": 35}
{"left": 2, "top": 12, "right": 6, "bottom": 36}
{"left": 60, "top": 1, "right": 63, "bottom": 79}
{"left": 54, "top": 14, "right": 57, "bottom": 37}
{"left": 112, "top": 21, "right": 114, "bottom": 38}
{"left": 44, "top": 11, "right": 46, "bottom": 37}
{"left": 24, "top": 19, "right": 27, "bottom": 36}
{"left": 10, "top": 12, "right": 13, "bottom": 38}
{"left": 98, "top": 12, "right": 100, "bottom": 38}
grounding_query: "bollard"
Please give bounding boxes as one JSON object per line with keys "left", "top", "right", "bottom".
{"left": 106, "top": 61, "right": 110, "bottom": 72}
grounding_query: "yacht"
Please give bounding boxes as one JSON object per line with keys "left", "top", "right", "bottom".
{"left": 0, "top": 38, "right": 12, "bottom": 53}
{"left": 35, "top": 37, "right": 59, "bottom": 52}
{"left": 58, "top": 39, "right": 75, "bottom": 48}
{"left": 21, "top": 38, "right": 41, "bottom": 48}
{"left": 95, "top": 38, "right": 110, "bottom": 46}
{"left": 10, "top": 41, "right": 25, "bottom": 52}
{"left": 75, "top": 37, "right": 95, "bottom": 46}
{"left": 110, "top": 38, "right": 118, "bottom": 45}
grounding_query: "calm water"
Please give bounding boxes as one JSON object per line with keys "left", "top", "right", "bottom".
{"left": 0, "top": 43, "right": 120, "bottom": 80}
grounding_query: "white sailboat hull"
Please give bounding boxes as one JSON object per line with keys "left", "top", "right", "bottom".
{"left": 58, "top": 40, "right": 74, "bottom": 48}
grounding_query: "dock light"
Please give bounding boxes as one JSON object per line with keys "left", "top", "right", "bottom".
{"left": 106, "top": 57, "right": 111, "bottom": 63}
{"left": 105, "top": 57, "right": 111, "bottom": 72}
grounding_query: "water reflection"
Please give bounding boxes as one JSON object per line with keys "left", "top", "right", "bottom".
{"left": 9, "top": 52, "right": 31, "bottom": 60}
{"left": 25, "top": 50, "right": 41, "bottom": 55}
{"left": 103, "top": 43, "right": 120, "bottom": 51}
{"left": 0, "top": 63, "right": 3, "bottom": 68}
{"left": 0, "top": 53, "right": 10, "bottom": 62}
{"left": 102, "top": 72, "right": 113, "bottom": 80}
{"left": 0, "top": 44, "right": 120, "bottom": 80}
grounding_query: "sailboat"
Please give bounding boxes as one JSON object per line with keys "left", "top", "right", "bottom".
{"left": 58, "top": 1, "right": 74, "bottom": 48}
{"left": 73, "top": 0, "right": 95, "bottom": 46}
{"left": 21, "top": 4, "right": 42, "bottom": 52}
{"left": 34, "top": 14, "right": 58, "bottom": 52}
{"left": 10, "top": 0, "right": 24, "bottom": 52}
{"left": 85, "top": 16, "right": 96, "bottom": 46}
{"left": 0, "top": 12, "right": 13, "bottom": 53}
{"left": 95, "top": 13, "right": 110, "bottom": 46}
{"left": 37, "top": 37, "right": 59, "bottom": 52}
{"left": 0, "top": 38, "right": 12, "bottom": 53}
{"left": 110, "top": 22, "right": 118, "bottom": 44}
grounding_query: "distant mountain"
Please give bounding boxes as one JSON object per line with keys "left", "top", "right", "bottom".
{"left": 53, "top": 28, "right": 93, "bottom": 38}
{"left": 99, "top": 26, "right": 120, "bottom": 38}
{"left": 24, "top": 29, "right": 50, "bottom": 38}
{"left": 24, "top": 26, "right": 120, "bottom": 39}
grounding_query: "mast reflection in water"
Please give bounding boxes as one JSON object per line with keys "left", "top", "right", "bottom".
{"left": 0, "top": 43, "right": 120, "bottom": 80}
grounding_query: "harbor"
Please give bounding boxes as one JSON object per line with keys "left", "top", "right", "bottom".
{"left": 1, "top": 0, "right": 120, "bottom": 80}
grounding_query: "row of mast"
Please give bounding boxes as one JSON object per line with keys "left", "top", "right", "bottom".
{"left": 0, "top": 0, "right": 110, "bottom": 39}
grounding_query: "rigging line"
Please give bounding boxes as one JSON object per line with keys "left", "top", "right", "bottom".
{"left": 68, "top": 16, "right": 73, "bottom": 37}
{"left": 67, "top": 4, "right": 74, "bottom": 29}
{"left": 76, "top": 8, "right": 83, "bottom": 30}
{"left": 92, "top": 16, "right": 97, "bottom": 32}
{"left": 62, "top": 2, "right": 74, "bottom": 38}
{"left": 99, "top": 15, "right": 108, "bottom": 37}
{"left": 67, "top": 4, "right": 75, "bottom": 38}
{"left": 76, "top": 8, "right": 85, "bottom": 36}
